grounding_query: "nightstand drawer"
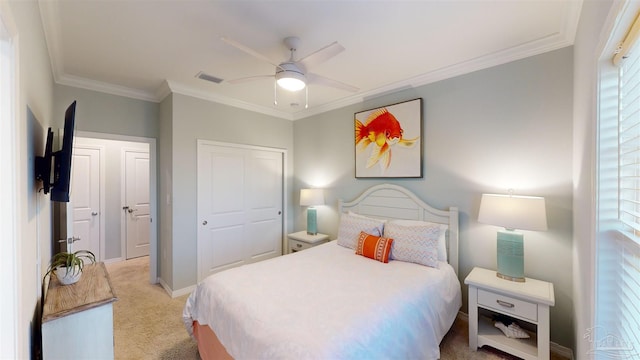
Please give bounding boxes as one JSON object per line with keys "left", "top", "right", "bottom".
{"left": 289, "top": 239, "right": 311, "bottom": 252}
{"left": 478, "top": 289, "right": 537, "bottom": 322}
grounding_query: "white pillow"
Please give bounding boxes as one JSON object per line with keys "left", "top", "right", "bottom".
{"left": 384, "top": 221, "right": 443, "bottom": 268}
{"left": 336, "top": 213, "right": 386, "bottom": 249}
{"left": 388, "top": 219, "right": 448, "bottom": 262}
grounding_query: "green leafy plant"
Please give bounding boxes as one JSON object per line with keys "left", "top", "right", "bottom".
{"left": 44, "top": 250, "right": 96, "bottom": 279}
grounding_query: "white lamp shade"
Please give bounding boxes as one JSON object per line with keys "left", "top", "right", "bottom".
{"left": 300, "top": 188, "right": 325, "bottom": 207}
{"left": 478, "top": 193, "right": 547, "bottom": 231}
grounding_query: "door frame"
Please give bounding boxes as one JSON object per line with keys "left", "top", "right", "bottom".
{"left": 196, "top": 139, "right": 288, "bottom": 282}
{"left": 71, "top": 141, "right": 106, "bottom": 261}
{"left": 76, "top": 131, "right": 158, "bottom": 284}
{"left": 0, "top": 3, "right": 18, "bottom": 357}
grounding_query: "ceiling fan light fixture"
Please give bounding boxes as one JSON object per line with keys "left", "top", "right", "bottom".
{"left": 277, "top": 76, "right": 306, "bottom": 91}
{"left": 276, "top": 63, "right": 306, "bottom": 91}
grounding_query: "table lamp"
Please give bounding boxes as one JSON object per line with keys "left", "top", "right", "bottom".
{"left": 478, "top": 193, "right": 547, "bottom": 282}
{"left": 300, "top": 188, "right": 325, "bottom": 235}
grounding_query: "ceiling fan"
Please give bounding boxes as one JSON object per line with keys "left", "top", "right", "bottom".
{"left": 221, "top": 36, "right": 359, "bottom": 107}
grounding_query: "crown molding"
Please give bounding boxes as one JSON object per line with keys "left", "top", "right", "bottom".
{"left": 291, "top": 30, "right": 576, "bottom": 120}
{"left": 40, "top": 1, "right": 582, "bottom": 121}
{"left": 57, "top": 73, "right": 158, "bottom": 102}
{"left": 46, "top": 30, "right": 575, "bottom": 120}
{"left": 166, "top": 80, "right": 295, "bottom": 121}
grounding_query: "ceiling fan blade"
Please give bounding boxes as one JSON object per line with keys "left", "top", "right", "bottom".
{"left": 307, "top": 73, "right": 359, "bottom": 93}
{"left": 226, "top": 75, "right": 274, "bottom": 84}
{"left": 298, "top": 41, "right": 345, "bottom": 69}
{"left": 221, "top": 37, "right": 283, "bottom": 69}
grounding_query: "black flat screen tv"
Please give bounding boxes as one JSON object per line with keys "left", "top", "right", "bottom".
{"left": 34, "top": 128, "right": 53, "bottom": 194}
{"left": 34, "top": 101, "right": 77, "bottom": 202}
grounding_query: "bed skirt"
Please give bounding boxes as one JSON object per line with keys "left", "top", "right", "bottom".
{"left": 193, "top": 320, "right": 233, "bottom": 360}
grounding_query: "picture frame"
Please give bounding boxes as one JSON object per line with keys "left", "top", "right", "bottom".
{"left": 354, "top": 98, "right": 423, "bottom": 178}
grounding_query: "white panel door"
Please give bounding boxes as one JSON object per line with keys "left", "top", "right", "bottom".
{"left": 124, "top": 150, "right": 150, "bottom": 259}
{"left": 246, "top": 150, "right": 283, "bottom": 262}
{"left": 197, "top": 142, "right": 283, "bottom": 282}
{"left": 67, "top": 147, "right": 101, "bottom": 258}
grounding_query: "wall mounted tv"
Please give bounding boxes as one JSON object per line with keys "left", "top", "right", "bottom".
{"left": 34, "top": 101, "right": 76, "bottom": 202}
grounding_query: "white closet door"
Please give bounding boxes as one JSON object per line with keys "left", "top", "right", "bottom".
{"left": 197, "top": 141, "right": 283, "bottom": 282}
{"left": 246, "top": 149, "right": 283, "bottom": 263}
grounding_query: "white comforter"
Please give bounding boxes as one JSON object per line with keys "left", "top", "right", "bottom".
{"left": 183, "top": 241, "right": 461, "bottom": 360}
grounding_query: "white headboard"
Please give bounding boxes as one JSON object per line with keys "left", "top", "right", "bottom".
{"left": 338, "top": 183, "right": 459, "bottom": 275}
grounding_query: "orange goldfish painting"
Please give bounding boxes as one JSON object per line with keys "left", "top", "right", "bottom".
{"left": 355, "top": 106, "right": 420, "bottom": 173}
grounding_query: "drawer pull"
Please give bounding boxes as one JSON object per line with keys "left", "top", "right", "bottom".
{"left": 296, "top": 243, "right": 302, "bottom": 248}
{"left": 496, "top": 299, "right": 515, "bottom": 308}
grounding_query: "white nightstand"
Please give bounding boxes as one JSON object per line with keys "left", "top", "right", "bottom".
{"left": 287, "top": 231, "right": 329, "bottom": 253}
{"left": 464, "top": 267, "right": 555, "bottom": 360}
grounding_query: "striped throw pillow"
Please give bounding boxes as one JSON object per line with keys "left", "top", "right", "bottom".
{"left": 355, "top": 231, "right": 393, "bottom": 263}
{"left": 384, "top": 221, "right": 442, "bottom": 268}
{"left": 336, "top": 213, "right": 386, "bottom": 249}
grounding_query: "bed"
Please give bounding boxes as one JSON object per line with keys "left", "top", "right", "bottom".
{"left": 183, "top": 183, "right": 461, "bottom": 359}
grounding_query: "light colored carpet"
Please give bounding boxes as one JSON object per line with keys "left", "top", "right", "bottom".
{"left": 107, "top": 257, "right": 568, "bottom": 360}
{"left": 106, "top": 257, "right": 198, "bottom": 359}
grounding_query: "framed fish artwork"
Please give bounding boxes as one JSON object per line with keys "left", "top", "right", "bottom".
{"left": 354, "top": 98, "right": 423, "bottom": 178}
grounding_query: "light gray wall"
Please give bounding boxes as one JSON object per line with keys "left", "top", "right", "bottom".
{"left": 158, "top": 94, "right": 173, "bottom": 287}
{"left": 168, "top": 93, "right": 294, "bottom": 290}
{"left": 8, "top": 1, "right": 586, "bottom": 355}
{"left": 54, "top": 85, "right": 158, "bottom": 139}
{"left": 293, "top": 47, "right": 574, "bottom": 348}
{"left": 9, "top": 1, "right": 55, "bottom": 357}
{"left": 572, "top": 0, "right": 615, "bottom": 357}
{"left": 54, "top": 84, "right": 160, "bottom": 268}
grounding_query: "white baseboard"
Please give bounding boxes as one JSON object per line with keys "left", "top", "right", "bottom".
{"left": 158, "top": 277, "right": 195, "bottom": 298}
{"left": 171, "top": 285, "right": 196, "bottom": 298}
{"left": 158, "top": 277, "right": 172, "bottom": 296}
{"left": 102, "top": 257, "right": 124, "bottom": 264}
{"left": 551, "top": 342, "right": 574, "bottom": 360}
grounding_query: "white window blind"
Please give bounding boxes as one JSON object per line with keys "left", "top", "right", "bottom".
{"left": 619, "top": 44, "right": 640, "bottom": 241}
{"left": 595, "top": 10, "right": 640, "bottom": 358}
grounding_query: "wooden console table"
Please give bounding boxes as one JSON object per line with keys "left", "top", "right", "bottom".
{"left": 42, "top": 262, "right": 118, "bottom": 359}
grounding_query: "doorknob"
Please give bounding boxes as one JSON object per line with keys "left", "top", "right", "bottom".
{"left": 91, "top": 212, "right": 98, "bottom": 216}
{"left": 202, "top": 220, "right": 208, "bottom": 225}
{"left": 60, "top": 237, "right": 80, "bottom": 245}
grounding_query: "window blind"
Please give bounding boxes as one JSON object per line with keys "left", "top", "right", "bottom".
{"left": 619, "top": 44, "right": 640, "bottom": 241}
{"left": 595, "top": 10, "right": 640, "bottom": 358}
{"left": 619, "top": 236, "right": 640, "bottom": 354}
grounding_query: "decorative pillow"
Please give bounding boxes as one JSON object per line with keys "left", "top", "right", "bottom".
{"left": 336, "top": 213, "right": 385, "bottom": 249}
{"left": 388, "top": 220, "right": 448, "bottom": 262}
{"left": 355, "top": 231, "right": 393, "bottom": 263}
{"left": 383, "top": 221, "right": 442, "bottom": 268}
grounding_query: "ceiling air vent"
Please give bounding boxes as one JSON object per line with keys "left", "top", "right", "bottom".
{"left": 195, "top": 71, "right": 224, "bottom": 84}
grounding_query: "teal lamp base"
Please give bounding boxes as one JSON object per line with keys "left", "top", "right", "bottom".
{"left": 496, "top": 230, "right": 525, "bottom": 282}
{"left": 306, "top": 207, "right": 317, "bottom": 235}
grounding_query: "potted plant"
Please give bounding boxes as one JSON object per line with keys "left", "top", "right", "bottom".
{"left": 44, "top": 250, "right": 96, "bottom": 285}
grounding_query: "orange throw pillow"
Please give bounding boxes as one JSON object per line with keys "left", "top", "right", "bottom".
{"left": 355, "top": 231, "right": 394, "bottom": 263}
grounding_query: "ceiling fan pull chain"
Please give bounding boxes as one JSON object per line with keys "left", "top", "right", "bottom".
{"left": 274, "top": 80, "right": 278, "bottom": 105}
{"left": 305, "top": 86, "right": 309, "bottom": 109}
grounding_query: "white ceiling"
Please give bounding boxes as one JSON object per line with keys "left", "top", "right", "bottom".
{"left": 39, "top": 0, "right": 583, "bottom": 121}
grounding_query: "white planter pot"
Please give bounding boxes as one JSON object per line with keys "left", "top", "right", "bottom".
{"left": 55, "top": 265, "right": 82, "bottom": 285}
